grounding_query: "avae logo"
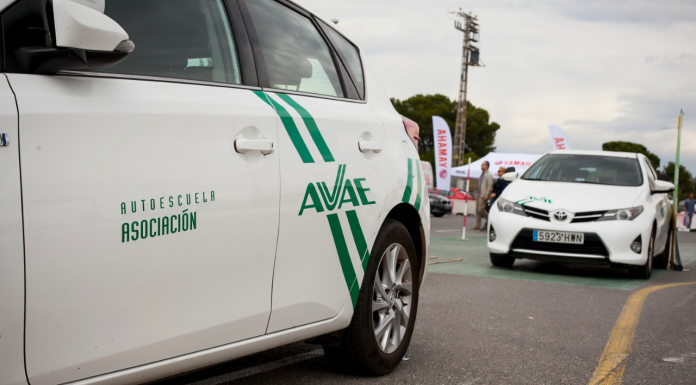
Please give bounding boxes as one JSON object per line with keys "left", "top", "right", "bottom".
{"left": 299, "top": 164, "right": 376, "bottom": 216}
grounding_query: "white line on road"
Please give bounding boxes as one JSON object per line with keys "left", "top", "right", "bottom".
{"left": 662, "top": 352, "right": 696, "bottom": 364}
{"left": 189, "top": 350, "right": 324, "bottom": 384}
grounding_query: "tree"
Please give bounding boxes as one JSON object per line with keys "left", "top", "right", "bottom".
{"left": 602, "top": 141, "right": 660, "bottom": 169}
{"left": 391, "top": 94, "right": 500, "bottom": 167}
{"left": 662, "top": 162, "right": 695, "bottom": 201}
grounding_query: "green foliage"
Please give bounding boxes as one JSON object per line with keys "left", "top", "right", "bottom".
{"left": 602, "top": 141, "right": 660, "bottom": 169}
{"left": 391, "top": 94, "right": 499, "bottom": 167}
{"left": 661, "top": 162, "right": 695, "bottom": 201}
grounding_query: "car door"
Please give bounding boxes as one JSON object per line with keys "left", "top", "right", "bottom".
{"left": 0, "top": 75, "right": 28, "bottom": 385}
{"left": 7, "top": 1, "right": 280, "bottom": 384}
{"left": 239, "top": 0, "right": 391, "bottom": 332}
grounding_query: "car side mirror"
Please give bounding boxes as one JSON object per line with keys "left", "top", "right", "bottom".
{"left": 657, "top": 173, "right": 671, "bottom": 182}
{"left": 6, "top": 0, "right": 133, "bottom": 74}
{"left": 651, "top": 179, "right": 675, "bottom": 195}
{"left": 502, "top": 172, "right": 517, "bottom": 182}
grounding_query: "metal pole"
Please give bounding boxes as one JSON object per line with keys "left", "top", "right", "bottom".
{"left": 454, "top": 31, "right": 469, "bottom": 168}
{"left": 461, "top": 157, "right": 471, "bottom": 240}
{"left": 670, "top": 110, "right": 685, "bottom": 270}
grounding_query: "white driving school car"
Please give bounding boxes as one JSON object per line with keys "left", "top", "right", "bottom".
{"left": 0, "top": 0, "right": 430, "bottom": 384}
{"left": 487, "top": 150, "right": 675, "bottom": 279}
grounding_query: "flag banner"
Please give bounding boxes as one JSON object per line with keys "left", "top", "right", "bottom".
{"left": 549, "top": 125, "right": 570, "bottom": 150}
{"left": 432, "top": 116, "right": 452, "bottom": 191}
{"left": 421, "top": 161, "right": 434, "bottom": 190}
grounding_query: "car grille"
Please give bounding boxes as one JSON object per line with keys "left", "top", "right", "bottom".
{"left": 520, "top": 207, "right": 607, "bottom": 223}
{"left": 522, "top": 206, "right": 549, "bottom": 221}
{"left": 571, "top": 211, "right": 607, "bottom": 223}
{"left": 510, "top": 229, "right": 609, "bottom": 257}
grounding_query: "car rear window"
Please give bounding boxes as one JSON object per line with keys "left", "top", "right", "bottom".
{"left": 522, "top": 154, "right": 643, "bottom": 186}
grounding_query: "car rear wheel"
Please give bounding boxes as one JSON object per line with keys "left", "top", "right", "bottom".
{"left": 629, "top": 228, "right": 654, "bottom": 279}
{"left": 654, "top": 221, "right": 672, "bottom": 269}
{"left": 324, "top": 219, "right": 419, "bottom": 375}
{"left": 490, "top": 253, "right": 515, "bottom": 268}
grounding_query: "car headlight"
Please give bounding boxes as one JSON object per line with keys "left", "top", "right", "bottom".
{"left": 429, "top": 198, "right": 436, "bottom": 204}
{"left": 496, "top": 198, "right": 527, "bottom": 216}
{"left": 597, "top": 206, "right": 644, "bottom": 221}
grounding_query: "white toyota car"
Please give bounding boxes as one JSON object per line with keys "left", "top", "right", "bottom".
{"left": 0, "top": 0, "right": 429, "bottom": 384}
{"left": 487, "top": 150, "right": 675, "bottom": 279}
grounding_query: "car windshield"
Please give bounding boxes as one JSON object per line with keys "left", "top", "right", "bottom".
{"left": 521, "top": 154, "right": 643, "bottom": 186}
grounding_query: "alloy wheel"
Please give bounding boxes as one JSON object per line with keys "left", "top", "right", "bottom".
{"left": 372, "top": 243, "right": 413, "bottom": 354}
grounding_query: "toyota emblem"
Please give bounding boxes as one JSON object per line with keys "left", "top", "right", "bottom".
{"left": 554, "top": 210, "right": 569, "bottom": 221}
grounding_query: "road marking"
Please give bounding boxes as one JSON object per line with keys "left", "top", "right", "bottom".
{"left": 661, "top": 352, "right": 696, "bottom": 363}
{"left": 588, "top": 282, "right": 696, "bottom": 385}
{"left": 190, "top": 350, "right": 324, "bottom": 384}
{"left": 428, "top": 258, "right": 463, "bottom": 265}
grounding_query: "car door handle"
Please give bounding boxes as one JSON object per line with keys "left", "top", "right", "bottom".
{"left": 235, "top": 138, "right": 275, "bottom": 155}
{"left": 358, "top": 140, "right": 382, "bottom": 153}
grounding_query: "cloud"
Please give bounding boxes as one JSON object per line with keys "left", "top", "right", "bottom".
{"left": 297, "top": 0, "right": 696, "bottom": 172}
{"left": 548, "top": 0, "right": 696, "bottom": 25}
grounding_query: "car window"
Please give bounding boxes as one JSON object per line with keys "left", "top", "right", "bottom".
{"left": 522, "top": 154, "right": 643, "bottom": 186}
{"left": 643, "top": 158, "right": 658, "bottom": 181}
{"left": 245, "top": 0, "right": 344, "bottom": 98}
{"left": 318, "top": 20, "right": 364, "bottom": 98}
{"left": 97, "top": 0, "right": 241, "bottom": 84}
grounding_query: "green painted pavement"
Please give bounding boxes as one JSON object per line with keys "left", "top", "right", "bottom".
{"left": 427, "top": 236, "right": 696, "bottom": 290}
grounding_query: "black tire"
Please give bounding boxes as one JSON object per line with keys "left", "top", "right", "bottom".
{"left": 324, "top": 219, "right": 420, "bottom": 375}
{"left": 490, "top": 253, "right": 515, "bottom": 268}
{"left": 654, "top": 222, "right": 672, "bottom": 270}
{"left": 629, "top": 228, "right": 654, "bottom": 279}
{"left": 432, "top": 212, "right": 445, "bottom": 217}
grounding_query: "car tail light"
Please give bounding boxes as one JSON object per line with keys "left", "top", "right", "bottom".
{"left": 402, "top": 116, "right": 420, "bottom": 151}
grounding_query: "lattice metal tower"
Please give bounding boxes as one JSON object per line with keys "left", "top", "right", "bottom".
{"left": 451, "top": 10, "right": 482, "bottom": 167}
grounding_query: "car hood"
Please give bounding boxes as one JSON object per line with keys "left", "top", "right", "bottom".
{"left": 501, "top": 179, "right": 645, "bottom": 212}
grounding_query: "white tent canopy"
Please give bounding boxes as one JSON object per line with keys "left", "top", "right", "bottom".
{"left": 452, "top": 152, "right": 542, "bottom": 179}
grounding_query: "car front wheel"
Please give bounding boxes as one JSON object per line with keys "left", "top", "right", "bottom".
{"left": 654, "top": 221, "right": 672, "bottom": 269}
{"left": 490, "top": 252, "right": 515, "bottom": 267}
{"left": 324, "top": 219, "right": 419, "bottom": 375}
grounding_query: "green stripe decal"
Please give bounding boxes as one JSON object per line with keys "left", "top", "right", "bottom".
{"left": 252, "top": 90, "right": 272, "bottom": 107}
{"left": 327, "top": 214, "right": 359, "bottom": 308}
{"left": 414, "top": 160, "right": 422, "bottom": 210}
{"left": 276, "top": 93, "right": 335, "bottom": 162}
{"left": 346, "top": 210, "right": 370, "bottom": 271}
{"left": 253, "top": 91, "right": 314, "bottom": 163}
{"left": 402, "top": 158, "right": 413, "bottom": 203}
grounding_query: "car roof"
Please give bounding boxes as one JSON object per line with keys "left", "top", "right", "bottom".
{"left": 547, "top": 150, "right": 639, "bottom": 159}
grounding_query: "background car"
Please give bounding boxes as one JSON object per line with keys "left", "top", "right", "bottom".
{"left": 432, "top": 188, "right": 475, "bottom": 201}
{"left": 0, "top": 0, "right": 430, "bottom": 384}
{"left": 429, "top": 193, "right": 452, "bottom": 217}
{"left": 487, "top": 150, "right": 674, "bottom": 279}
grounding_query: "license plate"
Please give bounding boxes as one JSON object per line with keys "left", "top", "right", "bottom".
{"left": 533, "top": 230, "right": 584, "bottom": 244}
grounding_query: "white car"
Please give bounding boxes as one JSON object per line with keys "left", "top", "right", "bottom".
{"left": 487, "top": 150, "right": 675, "bottom": 279}
{"left": 0, "top": 1, "right": 430, "bottom": 384}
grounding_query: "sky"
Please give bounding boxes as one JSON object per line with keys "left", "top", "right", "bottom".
{"left": 299, "top": 0, "right": 696, "bottom": 175}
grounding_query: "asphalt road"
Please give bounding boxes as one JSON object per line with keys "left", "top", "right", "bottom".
{"left": 155, "top": 214, "right": 696, "bottom": 385}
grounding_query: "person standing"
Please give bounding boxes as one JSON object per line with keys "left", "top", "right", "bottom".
{"left": 488, "top": 166, "right": 515, "bottom": 210}
{"left": 685, "top": 193, "right": 696, "bottom": 230}
{"left": 473, "top": 161, "right": 494, "bottom": 230}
